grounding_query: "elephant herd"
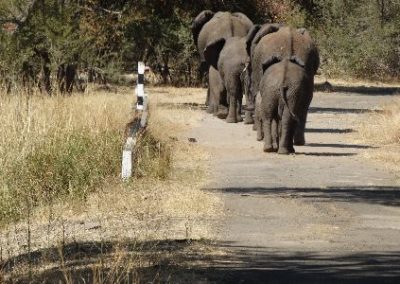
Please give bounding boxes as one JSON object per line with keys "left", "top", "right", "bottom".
{"left": 192, "top": 11, "right": 320, "bottom": 154}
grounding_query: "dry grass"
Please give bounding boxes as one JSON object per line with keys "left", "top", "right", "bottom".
{"left": 0, "top": 88, "right": 131, "bottom": 223}
{"left": 356, "top": 97, "right": 400, "bottom": 174}
{"left": 0, "top": 86, "right": 222, "bottom": 282}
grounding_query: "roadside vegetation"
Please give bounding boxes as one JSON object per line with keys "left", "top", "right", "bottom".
{"left": 0, "top": 0, "right": 399, "bottom": 94}
{"left": 357, "top": 97, "right": 400, "bottom": 174}
{"left": 0, "top": 87, "right": 222, "bottom": 281}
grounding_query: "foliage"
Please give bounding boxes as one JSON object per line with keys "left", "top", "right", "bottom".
{"left": 309, "top": 0, "right": 400, "bottom": 79}
{"left": 0, "top": 0, "right": 399, "bottom": 89}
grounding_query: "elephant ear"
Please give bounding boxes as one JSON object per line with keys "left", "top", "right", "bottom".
{"left": 296, "top": 27, "right": 320, "bottom": 75}
{"left": 262, "top": 55, "right": 282, "bottom": 74}
{"left": 246, "top": 25, "right": 262, "bottom": 56}
{"left": 204, "top": 38, "right": 226, "bottom": 70}
{"left": 192, "top": 10, "right": 215, "bottom": 47}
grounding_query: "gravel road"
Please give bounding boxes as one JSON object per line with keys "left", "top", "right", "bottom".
{"left": 186, "top": 86, "right": 400, "bottom": 283}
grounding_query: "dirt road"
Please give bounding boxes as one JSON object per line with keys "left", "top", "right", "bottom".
{"left": 185, "top": 85, "right": 400, "bottom": 283}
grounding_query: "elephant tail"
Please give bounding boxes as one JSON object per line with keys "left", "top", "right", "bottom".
{"left": 280, "top": 86, "right": 299, "bottom": 122}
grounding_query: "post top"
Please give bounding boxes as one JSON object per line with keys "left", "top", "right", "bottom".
{"left": 138, "top": 62, "right": 145, "bottom": 74}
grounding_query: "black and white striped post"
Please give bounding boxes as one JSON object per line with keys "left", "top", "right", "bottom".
{"left": 136, "top": 61, "right": 145, "bottom": 110}
{"left": 121, "top": 61, "right": 149, "bottom": 181}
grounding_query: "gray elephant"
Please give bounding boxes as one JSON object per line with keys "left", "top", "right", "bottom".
{"left": 243, "top": 23, "right": 282, "bottom": 124}
{"left": 204, "top": 36, "right": 249, "bottom": 122}
{"left": 259, "top": 56, "right": 313, "bottom": 154}
{"left": 248, "top": 26, "right": 319, "bottom": 145}
{"left": 192, "top": 11, "right": 253, "bottom": 112}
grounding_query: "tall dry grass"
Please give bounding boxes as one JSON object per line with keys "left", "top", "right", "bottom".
{"left": 0, "top": 89, "right": 131, "bottom": 224}
{"left": 357, "top": 97, "right": 400, "bottom": 173}
{"left": 0, "top": 86, "right": 222, "bottom": 282}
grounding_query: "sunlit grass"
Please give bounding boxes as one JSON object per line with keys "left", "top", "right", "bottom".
{"left": 0, "top": 86, "right": 222, "bottom": 282}
{"left": 357, "top": 97, "right": 400, "bottom": 173}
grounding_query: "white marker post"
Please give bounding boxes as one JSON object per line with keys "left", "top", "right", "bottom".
{"left": 121, "top": 61, "right": 148, "bottom": 181}
{"left": 121, "top": 137, "right": 135, "bottom": 180}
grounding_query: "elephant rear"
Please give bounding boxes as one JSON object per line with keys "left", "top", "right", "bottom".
{"left": 250, "top": 26, "right": 319, "bottom": 110}
{"left": 259, "top": 60, "right": 313, "bottom": 154}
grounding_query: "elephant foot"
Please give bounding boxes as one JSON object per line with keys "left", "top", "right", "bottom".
{"left": 256, "top": 133, "right": 263, "bottom": 141}
{"left": 206, "top": 105, "right": 214, "bottom": 114}
{"left": 272, "top": 142, "right": 279, "bottom": 149}
{"left": 244, "top": 112, "right": 254, "bottom": 124}
{"left": 253, "top": 123, "right": 258, "bottom": 131}
{"left": 278, "top": 147, "right": 295, "bottom": 155}
{"left": 236, "top": 115, "right": 243, "bottom": 122}
{"left": 226, "top": 116, "right": 238, "bottom": 123}
{"left": 263, "top": 144, "right": 276, "bottom": 153}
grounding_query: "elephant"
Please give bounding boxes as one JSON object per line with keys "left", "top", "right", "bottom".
{"left": 243, "top": 23, "right": 282, "bottom": 124}
{"left": 258, "top": 57, "right": 313, "bottom": 154}
{"left": 204, "top": 36, "right": 249, "bottom": 122}
{"left": 192, "top": 11, "right": 253, "bottom": 112}
{"left": 248, "top": 26, "right": 319, "bottom": 145}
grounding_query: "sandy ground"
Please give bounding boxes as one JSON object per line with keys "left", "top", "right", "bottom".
{"left": 182, "top": 82, "right": 400, "bottom": 283}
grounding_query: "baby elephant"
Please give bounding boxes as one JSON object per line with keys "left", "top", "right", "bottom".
{"left": 259, "top": 57, "right": 313, "bottom": 154}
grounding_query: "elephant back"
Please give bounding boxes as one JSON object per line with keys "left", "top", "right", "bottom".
{"left": 250, "top": 26, "right": 318, "bottom": 107}
{"left": 255, "top": 27, "right": 319, "bottom": 76}
{"left": 197, "top": 12, "right": 253, "bottom": 62}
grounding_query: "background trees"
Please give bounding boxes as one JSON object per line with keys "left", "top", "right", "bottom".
{"left": 0, "top": 0, "right": 399, "bottom": 93}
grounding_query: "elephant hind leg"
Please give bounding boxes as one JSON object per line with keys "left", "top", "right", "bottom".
{"left": 263, "top": 118, "right": 276, "bottom": 152}
{"left": 272, "top": 118, "right": 279, "bottom": 149}
{"left": 226, "top": 80, "right": 242, "bottom": 123}
{"left": 205, "top": 87, "right": 210, "bottom": 106}
{"left": 216, "top": 89, "right": 228, "bottom": 118}
{"left": 256, "top": 116, "right": 263, "bottom": 141}
{"left": 294, "top": 110, "right": 309, "bottom": 145}
{"left": 278, "top": 108, "right": 296, "bottom": 155}
{"left": 244, "top": 110, "right": 254, "bottom": 124}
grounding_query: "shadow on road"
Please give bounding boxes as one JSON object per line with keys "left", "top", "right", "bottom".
{"left": 204, "top": 245, "right": 400, "bottom": 283}
{"left": 295, "top": 152, "right": 357, "bottom": 157}
{"left": 208, "top": 186, "right": 400, "bottom": 207}
{"left": 3, "top": 238, "right": 400, "bottom": 283}
{"left": 305, "top": 128, "right": 355, "bottom": 134}
{"left": 305, "top": 143, "right": 372, "bottom": 149}
{"left": 308, "top": 106, "right": 383, "bottom": 114}
{"left": 315, "top": 83, "right": 400, "bottom": 96}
